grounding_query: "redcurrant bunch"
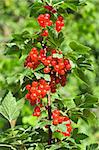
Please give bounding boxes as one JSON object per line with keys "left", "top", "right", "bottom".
{"left": 25, "top": 48, "right": 71, "bottom": 93}
{"left": 25, "top": 79, "right": 50, "bottom": 106}
{"left": 52, "top": 109, "right": 72, "bottom": 136}
{"left": 33, "top": 106, "right": 41, "bottom": 117}
{"left": 24, "top": 47, "right": 40, "bottom": 69}
{"left": 55, "top": 16, "right": 64, "bottom": 32}
{"left": 38, "top": 14, "right": 53, "bottom": 28}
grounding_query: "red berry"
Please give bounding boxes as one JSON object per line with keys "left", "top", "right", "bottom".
{"left": 41, "top": 30, "right": 48, "bottom": 36}
{"left": 27, "top": 62, "right": 33, "bottom": 68}
{"left": 39, "top": 79, "right": 46, "bottom": 85}
{"left": 53, "top": 119, "right": 59, "bottom": 125}
{"left": 25, "top": 93, "right": 31, "bottom": 100}
{"left": 52, "top": 113, "right": 59, "bottom": 119}
{"left": 58, "top": 116, "right": 64, "bottom": 124}
{"left": 67, "top": 125, "right": 72, "bottom": 133}
{"left": 45, "top": 84, "right": 50, "bottom": 91}
{"left": 59, "top": 62, "right": 65, "bottom": 69}
{"left": 55, "top": 77, "right": 60, "bottom": 84}
{"left": 44, "top": 67, "right": 51, "bottom": 73}
{"left": 44, "top": 13, "right": 50, "bottom": 19}
{"left": 51, "top": 60, "right": 57, "bottom": 66}
{"left": 58, "top": 16, "right": 64, "bottom": 21}
{"left": 59, "top": 70, "right": 65, "bottom": 75}
{"left": 63, "top": 116, "right": 69, "bottom": 121}
{"left": 31, "top": 93, "right": 37, "bottom": 100}
{"left": 43, "top": 59, "right": 51, "bottom": 66}
{"left": 41, "top": 90, "right": 47, "bottom": 98}
{"left": 62, "top": 132, "right": 70, "bottom": 137}
{"left": 51, "top": 49, "right": 57, "bottom": 54}
{"left": 51, "top": 88, "right": 56, "bottom": 93}
{"left": 64, "top": 59, "right": 69, "bottom": 65}
{"left": 53, "top": 109, "right": 60, "bottom": 115}
{"left": 66, "top": 64, "right": 71, "bottom": 71}
{"left": 32, "top": 81, "right": 38, "bottom": 87}
{"left": 54, "top": 65, "right": 60, "bottom": 72}
{"left": 26, "top": 84, "right": 31, "bottom": 91}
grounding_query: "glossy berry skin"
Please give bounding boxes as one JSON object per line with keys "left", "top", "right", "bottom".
{"left": 26, "top": 84, "right": 31, "bottom": 91}
{"left": 44, "top": 67, "right": 51, "bottom": 73}
{"left": 55, "top": 16, "right": 64, "bottom": 32}
{"left": 25, "top": 47, "right": 71, "bottom": 93}
{"left": 38, "top": 14, "right": 53, "bottom": 28}
{"left": 33, "top": 106, "right": 41, "bottom": 117}
{"left": 25, "top": 79, "right": 50, "bottom": 108}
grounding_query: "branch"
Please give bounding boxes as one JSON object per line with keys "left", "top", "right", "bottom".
{"left": 47, "top": 91, "right": 52, "bottom": 145}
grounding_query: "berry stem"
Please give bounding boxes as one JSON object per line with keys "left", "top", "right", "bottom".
{"left": 47, "top": 91, "right": 52, "bottom": 145}
{"left": 53, "top": 1, "right": 64, "bottom": 7}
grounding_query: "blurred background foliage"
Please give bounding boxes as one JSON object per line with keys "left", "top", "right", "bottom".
{"left": 0, "top": 0, "right": 99, "bottom": 149}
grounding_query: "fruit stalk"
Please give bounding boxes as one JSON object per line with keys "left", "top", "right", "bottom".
{"left": 48, "top": 91, "right": 52, "bottom": 145}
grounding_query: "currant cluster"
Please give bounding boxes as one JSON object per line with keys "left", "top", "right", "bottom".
{"left": 25, "top": 79, "right": 50, "bottom": 106}
{"left": 38, "top": 14, "right": 53, "bottom": 28}
{"left": 52, "top": 110, "right": 72, "bottom": 136}
{"left": 24, "top": 47, "right": 40, "bottom": 69}
{"left": 25, "top": 47, "right": 71, "bottom": 93}
{"left": 37, "top": 13, "right": 64, "bottom": 35}
{"left": 33, "top": 105, "right": 41, "bottom": 117}
{"left": 55, "top": 16, "right": 64, "bottom": 32}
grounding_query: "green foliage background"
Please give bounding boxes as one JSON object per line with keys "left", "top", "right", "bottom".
{"left": 0, "top": 0, "right": 99, "bottom": 149}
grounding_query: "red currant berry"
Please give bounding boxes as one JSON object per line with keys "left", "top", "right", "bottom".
{"left": 32, "top": 81, "right": 38, "bottom": 87}
{"left": 44, "top": 67, "right": 51, "bottom": 73}
{"left": 41, "top": 30, "right": 48, "bottom": 36}
{"left": 26, "top": 84, "right": 31, "bottom": 91}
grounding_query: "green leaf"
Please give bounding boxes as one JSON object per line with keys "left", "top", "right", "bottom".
{"left": 47, "top": 27, "right": 58, "bottom": 48}
{"left": 11, "top": 98, "right": 25, "bottom": 120}
{"left": 60, "top": 2, "right": 78, "bottom": 11}
{"left": 86, "top": 143, "right": 98, "bottom": 150}
{"left": 0, "top": 92, "right": 24, "bottom": 124}
{"left": 73, "top": 95, "right": 82, "bottom": 107}
{"left": 72, "top": 128, "right": 88, "bottom": 144}
{"left": 53, "top": 53, "right": 63, "bottom": 59}
{"left": 77, "top": 133, "right": 88, "bottom": 140}
{"left": 34, "top": 64, "right": 45, "bottom": 72}
{"left": 74, "top": 67, "right": 89, "bottom": 85}
{"left": 57, "top": 124, "right": 67, "bottom": 132}
{"left": 22, "top": 116, "right": 39, "bottom": 127}
{"left": 69, "top": 41, "right": 91, "bottom": 54}
{"left": 0, "top": 92, "right": 17, "bottom": 121}
{"left": 35, "top": 143, "right": 44, "bottom": 150}
{"left": 80, "top": 93, "right": 98, "bottom": 108}
{"left": 85, "top": 93, "right": 98, "bottom": 104}
{"left": 83, "top": 109, "right": 97, "bottom": 125}
{"left": 30, "top": 2, "right": 44, "bottom": 18}
{"left": 53, "top": 132, "right": 63, "bottom": 140}
{"left": 34, "top": 72, "right": 51, "bottom": 81}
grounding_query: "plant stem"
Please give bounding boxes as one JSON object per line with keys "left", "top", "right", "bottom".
{"left": 50, "top": 0, "right": 52, "bottom": 5}
{"left": 47, "top": 91, "right": 52, "bottom": 145}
